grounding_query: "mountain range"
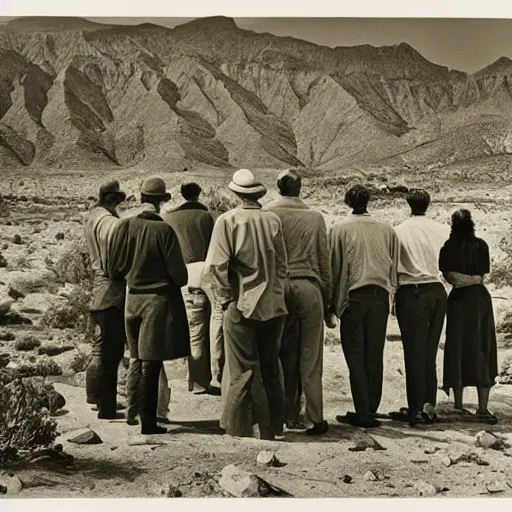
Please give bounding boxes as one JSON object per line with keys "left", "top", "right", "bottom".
{"left": 1, "top": 16, "right": 512, "bottom": 172}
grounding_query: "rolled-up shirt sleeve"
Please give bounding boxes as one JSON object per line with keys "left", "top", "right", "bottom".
{"left": 203, "top": 216, "right": 233, "bottom": 304}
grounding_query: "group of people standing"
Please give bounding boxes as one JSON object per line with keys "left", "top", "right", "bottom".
{"left": 84, "top": 167, "right": 499, "bottom": 439}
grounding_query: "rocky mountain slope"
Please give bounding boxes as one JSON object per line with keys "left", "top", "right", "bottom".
{"left": 1, "top": 16, "right": 512, "bottom": 172}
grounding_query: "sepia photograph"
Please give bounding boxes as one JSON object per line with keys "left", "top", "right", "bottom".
{"left": 1, "top": 1, "right": 512, "bottom": 504}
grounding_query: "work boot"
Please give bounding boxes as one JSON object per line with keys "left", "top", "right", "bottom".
{"left": 305, "top": 421, "right": 329, "bottom": 436}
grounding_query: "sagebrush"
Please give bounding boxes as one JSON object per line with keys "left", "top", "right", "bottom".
{"left": 0, "top": 375, "right": 59, "bottom": 464}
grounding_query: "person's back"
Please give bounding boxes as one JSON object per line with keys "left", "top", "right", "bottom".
{"left": 165, "top": 183, "right": 214, "bottom": 264}
{"left": 265, "top": 196, "right": 329, "bottom": 293}
{"left": 331, "top": 214, "right": 397, "bottom": 305}
{"left": 214, "top": 206, "right": 287, "bottom": 321}
{"left": 112, "top": 213, "right": 187, "bottom": 292}
{"left": 395, "top": 216, "right": 450, "bottom": 285}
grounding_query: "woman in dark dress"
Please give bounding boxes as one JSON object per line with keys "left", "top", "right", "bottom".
{"left": 439, "top": 209, "right": 498, "bottom": 424}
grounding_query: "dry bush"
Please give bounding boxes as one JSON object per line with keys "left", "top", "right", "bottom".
{"left": 70, "top": 350, "right": 91, "bottom": 373}
{"left": 14, "top": 335, "right": 41, "bottom": 352}
{"left": 497, "top": 311, "right": 512, "bottom": 334}
{"left": 8, "top": 254, "right": 33, "bottom": 271}
{"left": 203, "top": 189, "right": 239, "bottom": 217}
{"left": 0, "top": 375, "right": 59, "bottom": 463}
{"left": 50, "top": 241, "right": 93, "bottom": 289}
{"left": 488, "top": 232, "right": 512, "bottom": 288}
{"left": 40, "top": 288, "right": 94, "bottom": 343}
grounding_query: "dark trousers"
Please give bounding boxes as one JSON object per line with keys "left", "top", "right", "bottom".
{"left": 396, "top": 282, "right": 447, "bottom": 416}
{"left": 85, "top": 306, "right": 126, "bottom": 418}
{"left": 221, "top": 302, "right": 285, "bottom": 440}
{"left": 340, "top": 285, "right": 389, "bottom": 423}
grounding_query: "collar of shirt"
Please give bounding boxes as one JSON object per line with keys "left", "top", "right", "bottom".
{"left": 242, "top": 201, "right": 262, "bottom": 210}
{"left": 268, "top": 196, "right": 309, "bottom": 210}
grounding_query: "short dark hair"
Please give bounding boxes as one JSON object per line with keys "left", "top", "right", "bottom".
{"left": 406, "top": 189, "right": 430, "bottom": 215}
{"left": 277, "top": 170, "right": 301, "bottom": 197}
{"left": 98, "top": 192, "right": 124, "bottom": 207}
{"left": 140, "top": 192, "right": 170, "bottom": 206}
{"left": 344, "top": 185, "right": 370, "bottom": 211}
{"left": 181, "top": 182, "right": 201, "bottom": 201}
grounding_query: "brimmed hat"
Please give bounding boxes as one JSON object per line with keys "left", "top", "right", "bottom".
{"left": 99, "top": 180, "right": 126, "bottom": 201}
{"left": 228, "top": 169, "right": 266, "bottom": 196}
{"left": 140, "top": 176, "right": 171, "bottom": 202}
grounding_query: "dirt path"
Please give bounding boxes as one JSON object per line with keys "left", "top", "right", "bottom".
{"left": 14, "top": 342, "right": 512, "bottom": 499}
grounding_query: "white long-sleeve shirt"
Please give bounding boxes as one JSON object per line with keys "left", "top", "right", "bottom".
{"left": 394, "top": 216, "right": 450, "bottom": 286}
{"left": 202, "top": 205, "right": 288, "bottom": 322}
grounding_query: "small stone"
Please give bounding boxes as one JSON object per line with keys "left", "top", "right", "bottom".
{"left": 155, "top": 483, "right": 183, "bottom": 498}
{"left": 475, "top": 431, "right": 505, "bottom": 450}
{"left": 441, "top": 456, "right": 452, "bottom": 467}
{"left": 348, "top": 433, "right": 386, "bottom": 452}
{"left": 257, "top": 450, "right": 279, "bottom": 467}
{"left": 363, "top": 471, "right": 378, "bottom": 482}
{"left": 38, "top": 344, "right": 75, "bottom": 357}
{"left": 219, "top": 464, "right": 291, "bottom": 498}
{"left": 341, "top": 474, "right": 353, "bottom": 484}
{"left": 413, "top": 480, "right": 438, "bottom": 497}
{"left": 67, "top": 428, "right": 102, "bottom": 445}
{"left": 0, "top": 473, "right": 23, "bottom": 495}
{"left": 410, "top": 458, "right": 429, "bottom": 464}
{"left": 385, "top": 483, "right": 396, "bottom": 489}
{"left": 486, "top": 480, "right": 508, "bottom": 494}
{"left": 424, "top": 446, "right": 440, "bottom": 455}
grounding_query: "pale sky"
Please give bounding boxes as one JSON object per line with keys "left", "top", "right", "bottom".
{"left": 2, "top": 17, "right": 512, "bottom": 74}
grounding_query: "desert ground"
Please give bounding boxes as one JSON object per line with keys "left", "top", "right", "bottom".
{"left": 2, "top": 157, "right": 512, "bottom": 498}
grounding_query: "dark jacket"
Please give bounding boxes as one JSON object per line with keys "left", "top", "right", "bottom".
{"left": 108, "top": 206, "right": 190, "bottom": 360}
{"left": 164, "top": 202, "right": 214, "bottom": 264}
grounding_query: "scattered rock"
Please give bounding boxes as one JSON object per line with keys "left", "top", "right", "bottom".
{"left": 498, "top": 354, "right": 512, "bottom": 384}
{"left": 7, "top": 286, "right": 25, "bottom": 300}
{"left": 257, "top": 450, "right": 281, "bottom": 467}
{"left": 413, "top": 480, "right": 438, "bottom": 497}
{"left": 38, "top": 344, "right": 75, "bottom": 357}
{"left": 0, "top": 253, "right": 7, "bottom": 268}
{"left": 67, "top": 428, "right": 102, "bottom": 445}
{"left": 128, "top": 435, "right": 173, "bottom": 446}
{"left": 0, "top": 472, "right": 23, "bottom": 495}
{"left": 363, "top": 471, "right": 378, "bottom": 482}
{"left": 219, "top": 464, "right": 292, "bottom": 497}
{"left": 154, "top": 484, "right": 183, "bottom": 497}
{"left": 0, "top": 330, "right": 15, "bottom": 341}
{"left": 341, "top": 474, "right": 353, "bottom": 484}
{"left": 55, "top": 233, "right": 65, "bottom": 241}
{"left": 475, "top": 431, "right": 508, "bottom": 451}
{"left": 12, "top": 234, "right": 23, "bottom": 245}
{"left": 410, "top": 458, "right": 429, "bottom": 464}
{"left": 348, "top": 433, "right": 386, "bottom": 452}
{"left": 441, "top": 456, "right": 452, "bottom": 467}
{"left": 424, "top": 446, "right": 440, "bottom": 455}
{"left": 0, "top": 353, "right": 10, "bottom": 368}
{"left": 486, "top": 480, "right": 508, "bottom": 494}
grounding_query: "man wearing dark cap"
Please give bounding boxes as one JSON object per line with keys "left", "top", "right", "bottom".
{"left": 264, "top": 169, "right": 331, "bottom": 436}
{"left": 108, "top": 176, "right": 190, "bottom": 435}
{"left": 84, "top": 180, "right": 127, "bottom": 419}
{"left": 203, "top": 169, "right": 288, "bottom": 441}
{"left": 328, "top": 184, "right": 399, "bottom": 428}
{"left": 394, "top": 189, "right": 450, "bottom": 426}
{"left": 165, "top": 182, "right": 219, "bottom": 393}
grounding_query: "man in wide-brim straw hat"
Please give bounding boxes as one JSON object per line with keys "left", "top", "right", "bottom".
{"left": 84, "top": 180, "right": 127, "bottom": 420}
{"left": 108, "top": 176, "right": 190, "bottom": 435}
{"left": 203, "top": 169, "right": 288, "bottom": 440}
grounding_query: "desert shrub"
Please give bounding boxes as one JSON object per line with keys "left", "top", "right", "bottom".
{"left": 55, "top": 232, "right": 65, "bottom": 241}
{"left": 40, "top": 287, "right": 93, "bottom": 339}
{"left": 203, "top": 190, "right": 239, "bottom": 217}
{"left": 70, "top": 350, "right": 91, "bottom": 373}
{"left": 8, "top": 254, "right": 32, "bottom": 270}
{"left": 0, "top": 198, "right": 10, "bottom": 218}
{"left": 489, "top": 261, "right": 512, "bottom": 288}
{"left": 14, "top": 335, "right": 41, "bottom": 352}
{"left": 0, "top": 375, "right": 59, "bottom": 463}
{"left": 12, "top": 234, "right": 23, "bottom": 245}
{"left": 50, "top": 241, "right": 93, "bottom": 289}
{"left": 0, "top": 252, "right": 7, "bottom": 268}
{"left": 497, "top": 311, "right": 512, "bottom": 334}
{"left": 0, "top": 331, "right": 15, "bottom": 341}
